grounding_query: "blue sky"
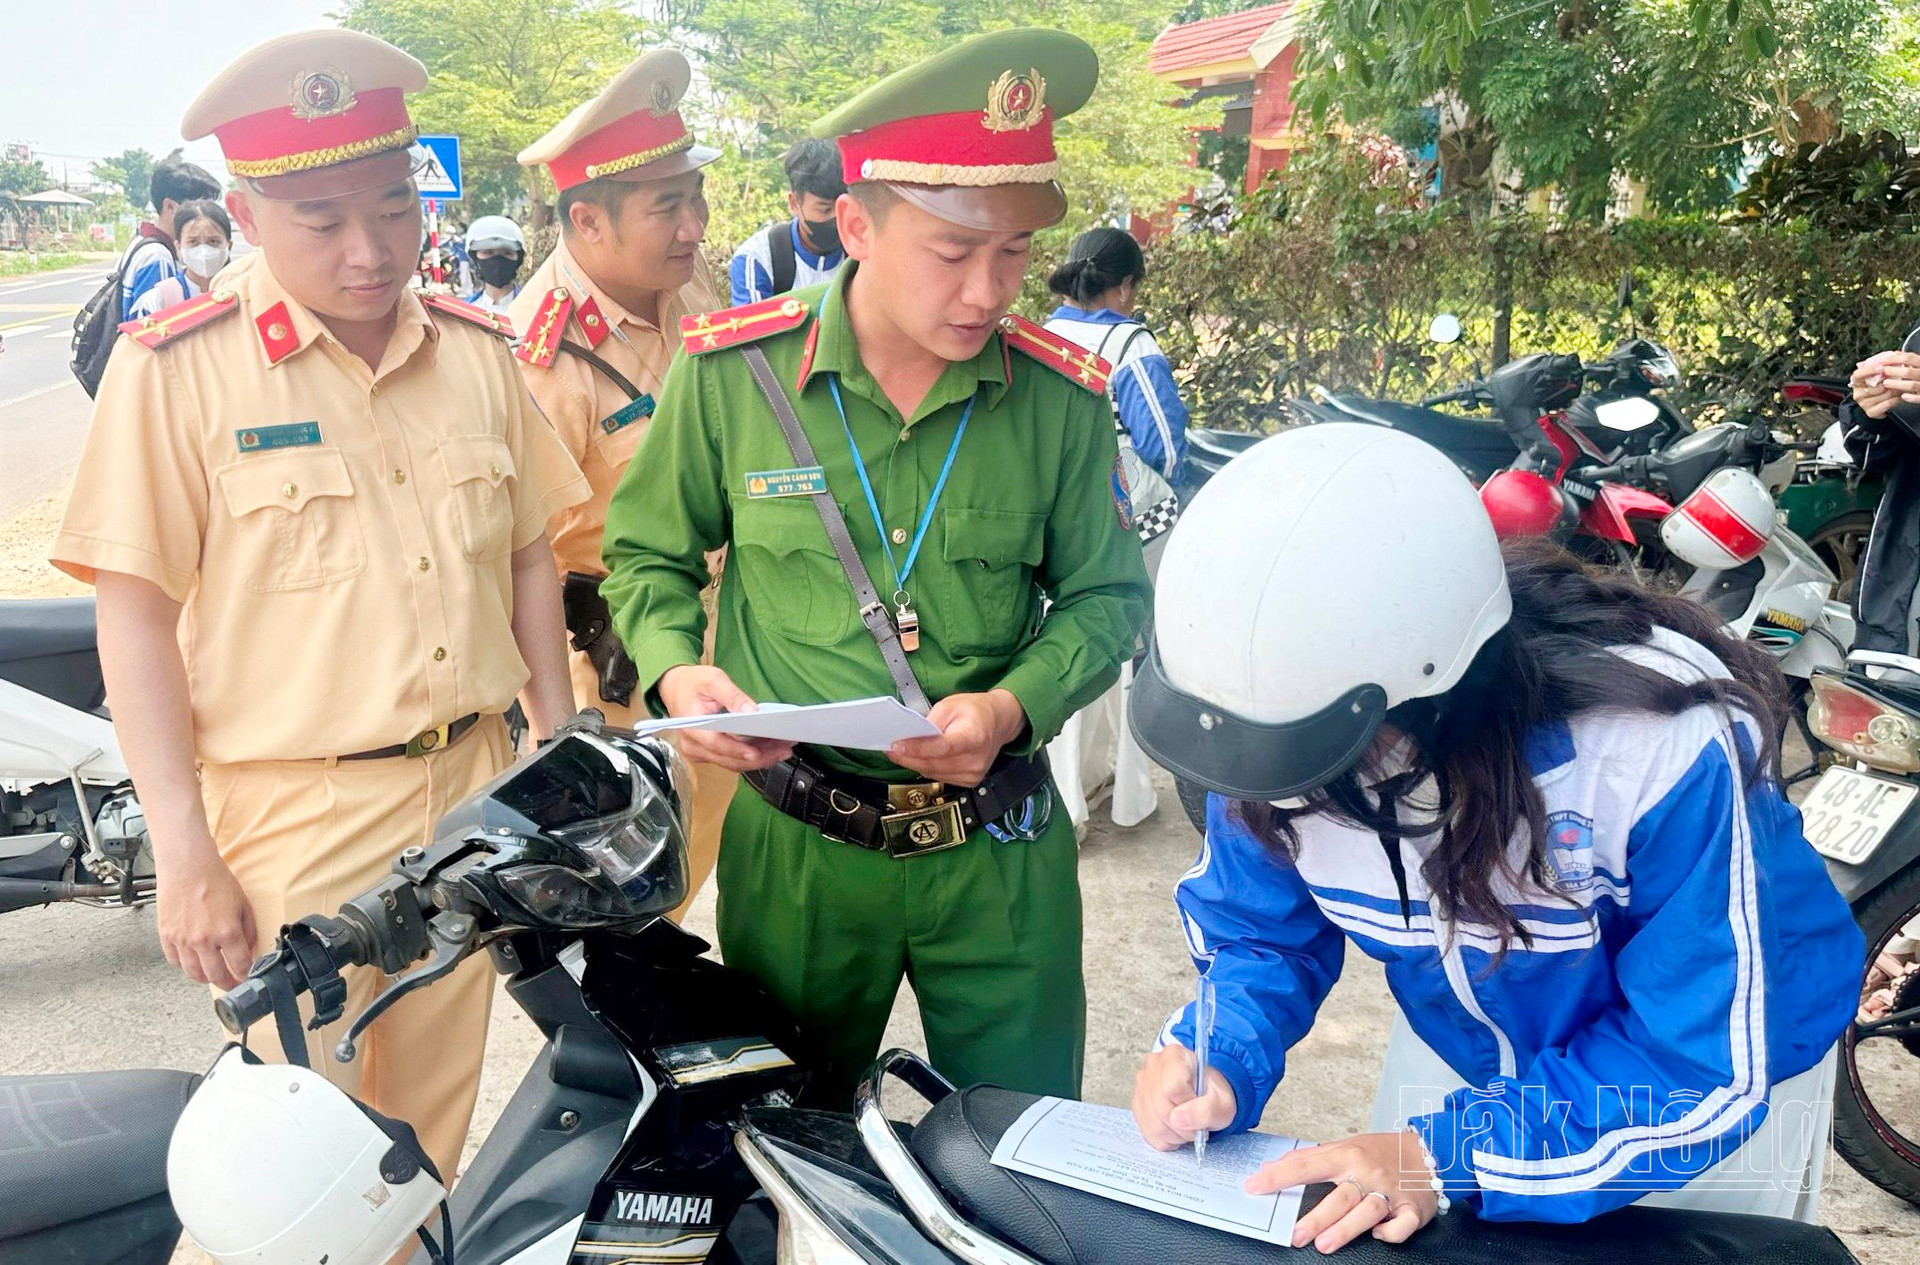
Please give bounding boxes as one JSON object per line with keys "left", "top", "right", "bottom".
{"left": 4, "top": 2, "right": 342, "bottom": 182}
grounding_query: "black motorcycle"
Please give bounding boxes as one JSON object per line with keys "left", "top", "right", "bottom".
{"left": 1803, "top": 657, "right": 1920, "bottom": 1208}
{"left": 2, "top": 718, "right": 1863, "bottom": 1263}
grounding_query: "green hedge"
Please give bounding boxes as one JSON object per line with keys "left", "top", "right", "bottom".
{"left": 1125, "top": 213, "right": 1920, "bottom": 436}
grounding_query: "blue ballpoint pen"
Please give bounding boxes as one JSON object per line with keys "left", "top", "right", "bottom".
{"left": 1193, "top": 973, "right": 1216, "bottom": 1166}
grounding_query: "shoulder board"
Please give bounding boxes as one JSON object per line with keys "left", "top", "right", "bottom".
{"left": 680, "top": 295, "right": 810, "bottom": 355}
{"left": 997, "top": 313, "right": 1110, "bottom": 394}
{"left": 420, "top": 292, "right": 515, "bottom": 340}
{"left": 514, "top": 286, "right": 575, "bottom": 369}
{"left": 117, "top": 288, "right": 240, "bottom": 350}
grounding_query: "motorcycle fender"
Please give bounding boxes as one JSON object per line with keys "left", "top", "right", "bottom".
{"left": 1581, "top": 483, "right": 1670, "bottom": 544}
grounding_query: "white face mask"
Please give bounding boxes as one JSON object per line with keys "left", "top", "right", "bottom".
{"left": 182, "top": 243, "right": 229, "bottom": 279}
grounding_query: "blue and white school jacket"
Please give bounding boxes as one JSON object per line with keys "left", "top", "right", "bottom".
{"left": 1162, "top": 629, "right": 1861, "bottom": 1223}
{"left": 1044, "top": 306, "right": 1189, "bottom": 480}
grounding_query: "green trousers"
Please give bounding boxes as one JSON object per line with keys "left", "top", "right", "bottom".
{"left": 715, "top": 783, "right": 1085, "bottom": 1109}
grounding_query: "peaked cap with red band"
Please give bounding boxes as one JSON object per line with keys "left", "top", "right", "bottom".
{"left": 519, "top": 49, "right": 719, "bottom": 194}
{"left": 182, "top": 29, "right": 430, "bottom": 201}
{"left": 811, "top": 27, "right": 1098, "bottom": 233}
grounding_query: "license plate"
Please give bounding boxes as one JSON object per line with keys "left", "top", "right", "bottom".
{"left": 1803, "top": 766, "right": 1918, "bottom": 865}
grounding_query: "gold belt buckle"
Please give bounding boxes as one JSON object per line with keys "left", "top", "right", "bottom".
{"left": 403, "top": 722, "right": 452, "bottom": 758}
{"left": 882, "top": 782, "right": 964, "bottom": 858}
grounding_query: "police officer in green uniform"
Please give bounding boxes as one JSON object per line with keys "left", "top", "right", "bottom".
{"left": 601, "top": 28, "right": 1150, "bottom": 1104}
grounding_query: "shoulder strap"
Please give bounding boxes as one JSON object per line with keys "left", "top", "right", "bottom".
{"left": 768, "top": 222, "right": 798, "bottom": 296}
{"left": 736, "top": 345, "right": 931, "bottom": 715}
{"left": 556, "top": 338, "right": 644, "bottom": 401}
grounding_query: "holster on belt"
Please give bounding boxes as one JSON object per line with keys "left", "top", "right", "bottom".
{"left": 745, "top": 751, "right": 1050, "bottom": 858}
{"left": 562, "top": 571, "right": 638, "bottom": 707}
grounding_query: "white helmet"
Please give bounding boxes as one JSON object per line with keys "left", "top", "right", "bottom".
{"left": 169, "top": 1046, "right": 445, "bottom": 1265}
{"left": 1659, "top": 466, "right": 1775, "bottom": 570}
{"left": 1130, "top": 423, "right": 1512, "bottom": 799}
{"left": 463, "top": 214, "right": 526, "bottom": 254}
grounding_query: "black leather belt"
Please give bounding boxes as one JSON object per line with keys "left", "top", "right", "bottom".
{"left": 341, "top": 713, "right": 482, "bottom": 761}
{"left": 744, "top": 752, "right": 1050, "bottom": 858}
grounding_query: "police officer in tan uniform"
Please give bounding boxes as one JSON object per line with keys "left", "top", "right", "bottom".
{"left": 510, "top": 50, "right": 733, "bottom": 916}
{"left": 50, "top": 30, "right": 588, "bottom": 1178}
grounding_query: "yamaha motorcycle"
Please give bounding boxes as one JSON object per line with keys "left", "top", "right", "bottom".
{"left": 0, "top": 597, "right": 154, "bottom": 917}
{"left": 0, "top": 718, "right": 1867, "bottom": 1264}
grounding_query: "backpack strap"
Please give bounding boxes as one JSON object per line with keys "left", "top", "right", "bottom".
{"left": 767, "top": 221, "right": 798, "bottom": 297}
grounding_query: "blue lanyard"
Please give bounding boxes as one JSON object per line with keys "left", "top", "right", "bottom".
{"left": 827, "top": 374, "right": 975, "bottom": 602}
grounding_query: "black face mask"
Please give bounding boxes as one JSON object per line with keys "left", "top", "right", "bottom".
{"left": 801, "top": 217, "right": 841, "bottom": 256}
{"left": 474, "top": 254, "right": 522, "bottom": 288}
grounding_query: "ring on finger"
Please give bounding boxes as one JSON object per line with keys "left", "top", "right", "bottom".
{"left": 1363, "top": 1189, "right": 1392, "bottom": 1207}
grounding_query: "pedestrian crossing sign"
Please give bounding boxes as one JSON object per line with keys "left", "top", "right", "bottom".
{"left": 416, "top": 135, "right": 463, "bottom": 200}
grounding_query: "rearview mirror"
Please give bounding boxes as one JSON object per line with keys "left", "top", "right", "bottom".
{"left": 1593, "top": 396, "right": 1661, "bottom": 432}
{"left": 1429, "top": 314, "right": 1463, "bottom": 345}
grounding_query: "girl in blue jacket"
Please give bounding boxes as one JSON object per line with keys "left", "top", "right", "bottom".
{"left": 1127, "top": 425, "right": 1861, "bottom": 1253}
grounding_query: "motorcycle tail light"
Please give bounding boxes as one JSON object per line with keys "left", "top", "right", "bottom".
{"left": 1808, "top": 674, "right": 1920, "bottom": 774}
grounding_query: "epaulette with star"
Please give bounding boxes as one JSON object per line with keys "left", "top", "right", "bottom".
{"left": 420, "top": 292, "right": 514, "bottom": 340}
{"left": 117, "top": 288, "right": 240, "bottom": 350}
{"left": 514, "top": 285, "right": 610, "bottom": 369}
{"left": 680, "top": 295, "right": 810, "bottom": 355}
{"left": 997, "top": 313, "right": 1110, "bottom": 393}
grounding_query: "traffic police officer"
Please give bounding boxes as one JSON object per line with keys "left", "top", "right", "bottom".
{"left": 602, "top": 28, "right": 1151, "bottom": 1103}
{"left": 510, "top": 49, "right": 734, "bottom": 920}
{"left": 50, "top": 30, "right": 588, "bottom": 1178}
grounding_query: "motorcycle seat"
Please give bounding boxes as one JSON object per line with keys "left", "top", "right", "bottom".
{"left": 0, "top": 1068, "right": 197, "bottom": 1239}
{"left": 1317, "top": 396, "right": 1519, "bottom": 482}
{"left": 908, "top": 1085, "right": 1857, "bottom": 1265}
{"left": 0, "top": 598, "right": 98, "bottom": 661}
{"left": 0, "top": 597, "right": 107, "bottom": 716}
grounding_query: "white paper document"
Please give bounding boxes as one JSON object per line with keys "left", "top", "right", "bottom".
{"left": 989, "top": 1098, "right": 1309, "bottom": 1247}
{"left": 628, "top": 696, "right": 939, "bottom": 751}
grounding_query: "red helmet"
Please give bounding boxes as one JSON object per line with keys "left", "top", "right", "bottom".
{"left": 1480, "top": 468, "right": 1568, "bottom": 539}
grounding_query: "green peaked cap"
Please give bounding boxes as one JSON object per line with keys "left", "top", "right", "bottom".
{"left": 810, "top": 27, "right": 1098, "bottom": 138}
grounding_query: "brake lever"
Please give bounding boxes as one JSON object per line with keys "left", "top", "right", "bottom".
{"left": 333, "top": 910, "right": 477, "bottom": 1063}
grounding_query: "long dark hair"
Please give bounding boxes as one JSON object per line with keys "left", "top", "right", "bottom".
{"left": 1047, "top": 226, "right": 1145, "bottom": 307}
{"left": 1234, "top": 538, "right": 1790, "bottom": 948}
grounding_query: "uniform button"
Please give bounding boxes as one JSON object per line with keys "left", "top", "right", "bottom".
{"left": 488, "top": 463, "right": 501, "bottom": 479}
{"left": 282, "top": 482, "right": 298, "bottom": 498}
{"left": 891, "top": 528, "right": 909, "bottom": 546}
{"left": 417, "top": 556, "right": 430, "bottom": 571}
{"left": 433, "top": 647, "right": 448, "bottom": 662}
{"left": 392, "top": 469, "right": 407, "bottom": 485}
{"left": 371, "top": 385, "right": 382, "bottom": 397}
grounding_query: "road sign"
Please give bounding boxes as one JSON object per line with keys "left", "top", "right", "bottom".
{"left": 417, "top": 135, "right": 463, "bottom": 201}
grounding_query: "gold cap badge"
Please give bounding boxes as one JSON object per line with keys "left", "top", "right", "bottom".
{"left": 983, "top": 69, "right": 1046, "bottom": 133}
{"left": 289, "top": 67, "right": 356, "bottom": 119}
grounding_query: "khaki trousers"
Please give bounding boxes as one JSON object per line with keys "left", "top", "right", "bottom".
{"left": 568, "top": 647, "right": 733, "bottom": 923}
{"left": 202, "top": 715, "right": 512, "bottom": 1180}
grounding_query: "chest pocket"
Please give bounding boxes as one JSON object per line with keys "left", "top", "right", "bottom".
{"left": 938, "top": 507, "right": 1044, "bottom": 656}
{"left": 437, "top": 434, "right": 516, "bottom": 562}
{"left": 589, "top": 395, "right": 654, "bottom": 472}
{"left": 215, "top": 449, "right": 366, "bottom": 594}
{"left": 732, "top": 497, "right": 857, "bottom": 647}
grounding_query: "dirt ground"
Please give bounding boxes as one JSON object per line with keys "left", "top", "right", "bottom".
{"left": 0, "top": 491, "right": 1916, "bottom": 1262}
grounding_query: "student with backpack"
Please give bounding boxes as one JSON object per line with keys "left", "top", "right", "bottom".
{"left": 726, "top": 138, "right": 846, "bottom": 303}
{"left": 70, "top": 157, "right": 222, "bottom": 394}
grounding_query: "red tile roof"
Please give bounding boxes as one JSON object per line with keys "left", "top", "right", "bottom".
{"left": 1149, "top": 3, "right": 1295, "bottom": 78}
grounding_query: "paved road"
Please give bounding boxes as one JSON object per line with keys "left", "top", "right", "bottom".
{"left": 0, "top": 262, "right": 110, "bottom": 519}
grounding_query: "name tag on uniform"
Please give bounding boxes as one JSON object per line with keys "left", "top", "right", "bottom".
{"left": 745, "top": 467, "right": 827, "bottom": 498}
{"left": 236, "top": 422, "right": 322, "bottom": 452}
{"left": 600, "top": 395, "right": 656, "bottom": 436}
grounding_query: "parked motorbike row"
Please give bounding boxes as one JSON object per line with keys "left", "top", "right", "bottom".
{"left": 0, "top": 718, "right": 1871, "bottom": 1264}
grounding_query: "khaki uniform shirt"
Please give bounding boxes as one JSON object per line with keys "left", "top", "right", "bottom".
{"left": 508, "top": 242, "right": 717, "bottom": 578}
{"left": 51, "top": 258, "right": 589, "bottom": 765}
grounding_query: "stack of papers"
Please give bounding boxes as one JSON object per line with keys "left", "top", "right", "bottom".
{"left": 989, "top": 1098, "right": 1309, "bottom": 1247}
{"left": 627, "top": 695, "right": 940, "bottom": 751}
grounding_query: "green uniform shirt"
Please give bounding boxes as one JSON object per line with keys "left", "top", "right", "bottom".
{"left": 601, "top": 267, "right": 1152, "bottom": 778}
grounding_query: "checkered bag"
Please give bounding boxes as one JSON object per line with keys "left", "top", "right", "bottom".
{"left": 1136, "top": 494, "right": 1180, "bottom": 543}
